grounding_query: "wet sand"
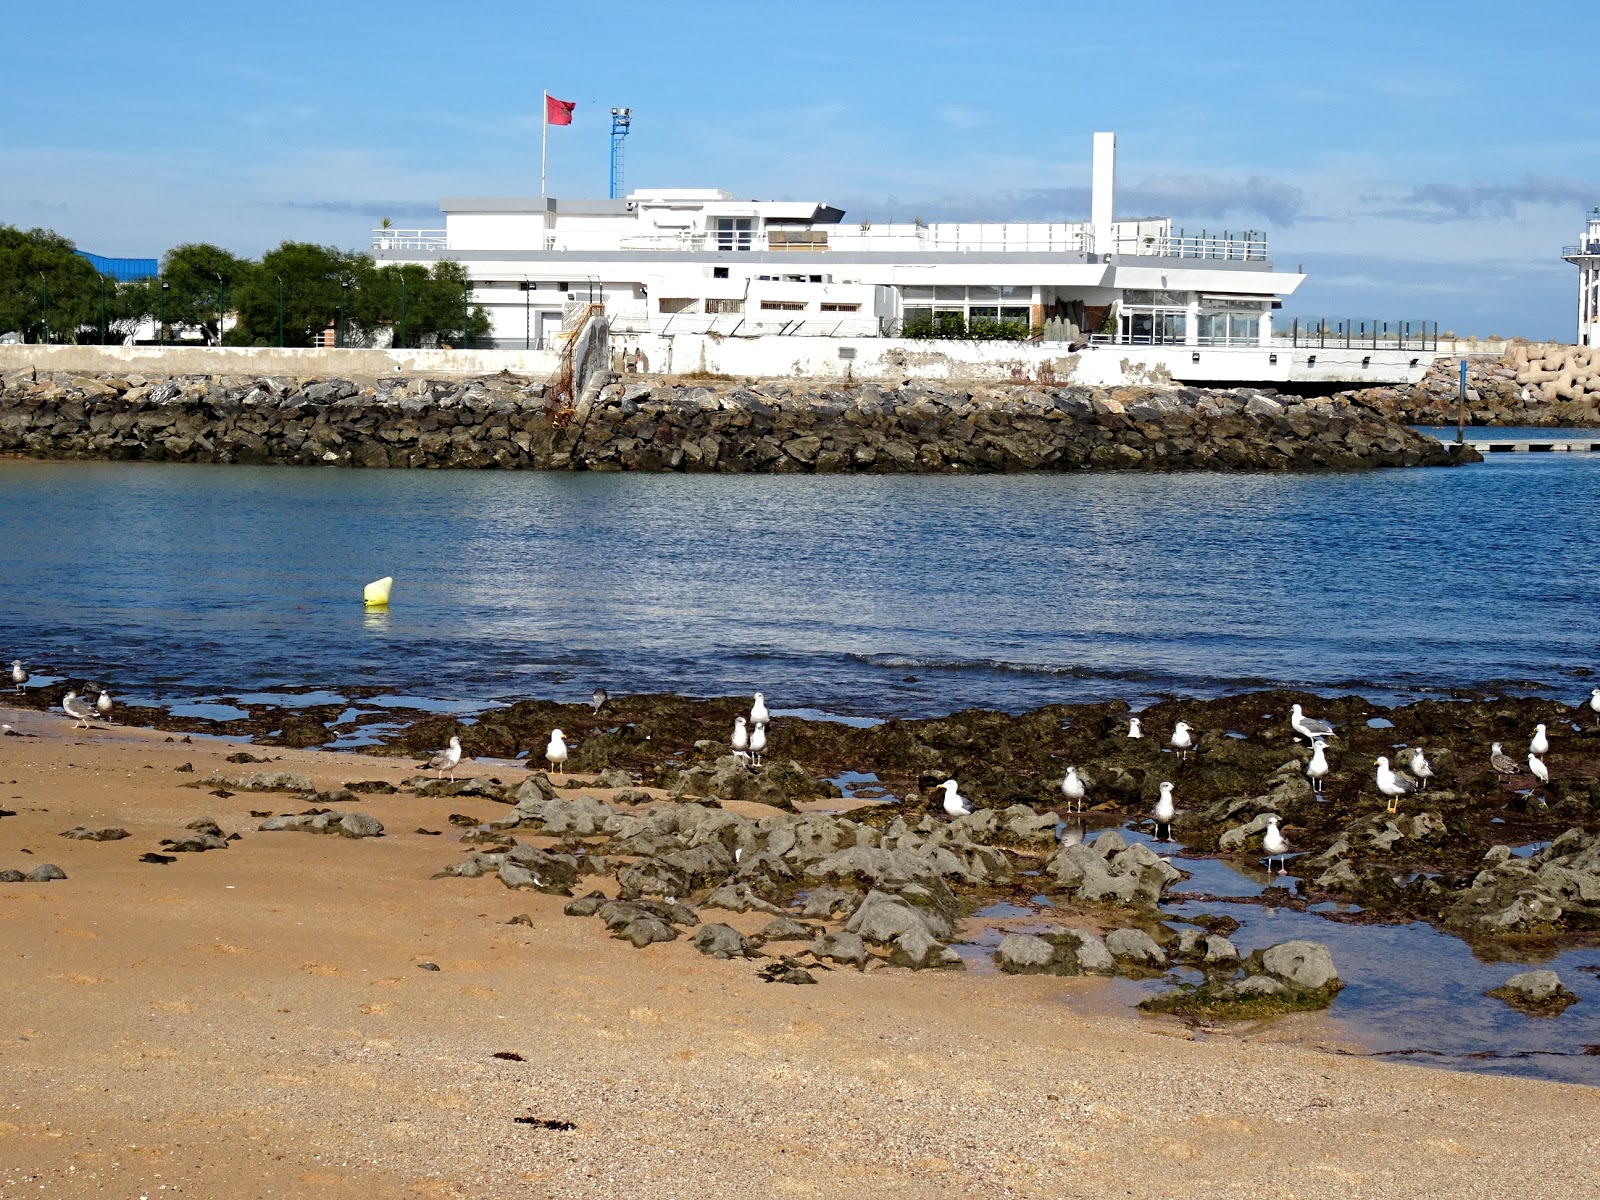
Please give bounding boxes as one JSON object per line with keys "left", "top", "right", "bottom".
{"left": 2, "top": 706, "right": 1597, "bottom": 1199}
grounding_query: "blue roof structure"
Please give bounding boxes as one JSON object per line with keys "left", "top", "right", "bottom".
{"left": 76, "top": 251, "right": 159, "bottom": 281}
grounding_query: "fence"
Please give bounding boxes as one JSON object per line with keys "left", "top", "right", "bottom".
{"left": 1275, "top": 319, "right": 1438, "bottom": 352}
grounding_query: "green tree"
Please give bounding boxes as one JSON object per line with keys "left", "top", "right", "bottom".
{"left": 160, "top": 243, "right": 255, "bottom": 344}
{"left": 231, "top": 241, "right": 354, "bottom": 347}
{"left": 0, "top": 226, "right": 102, "bottom": 343}
{"left": 353, "top": 259, "right": 490, "bottom": 348}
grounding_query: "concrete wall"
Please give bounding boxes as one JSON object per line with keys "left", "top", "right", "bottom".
{"left": 614, "top": 333, "right": 1432, "bottom": 388}
{"left": 0, "top": 344, "right": 561, "bottom": 379}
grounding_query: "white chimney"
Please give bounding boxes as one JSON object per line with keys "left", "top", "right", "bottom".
{"left": 1091, "top": 131, "right": 1116, "bottom": 256}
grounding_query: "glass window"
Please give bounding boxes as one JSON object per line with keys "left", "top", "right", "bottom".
{"left": 999, "top": 285, "right": 1031, "bottom": 300}
{"left": 713, "top": 217, "right": 754, "bottom": 251}
{"left": 1001, "top": 306, "right": 1030, "bottom": 323}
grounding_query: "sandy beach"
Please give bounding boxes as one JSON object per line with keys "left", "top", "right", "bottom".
{"left": 2, "top": 705, "right": 1598, "bottom": 1200}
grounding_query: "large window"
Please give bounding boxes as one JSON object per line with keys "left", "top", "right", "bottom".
{"left": 713, "top": 217, "right": 754, "bottom": 252}
{"left": 900, "top": 284, "right": 1032, "bottom": 332}
{"left": 1118, "top": 308, "right": 1188, "bottom": 345}
{"left": 1197, "top": 311, "right": 1265, "bottom": 346}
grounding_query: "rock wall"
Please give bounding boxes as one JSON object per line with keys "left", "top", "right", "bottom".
{"left": 0, "top": 368, "right": 1471, "bottom": 472}
{"left": 1350, "top": 344, "right": 1600, "bottom": 427}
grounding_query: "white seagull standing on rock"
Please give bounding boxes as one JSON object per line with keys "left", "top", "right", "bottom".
{"left": 1289, "top": 704, "right": 1336, "bottom": 743}
{"left": 1263, "top": 816, "right": 1290, "bottom": 876}
{"left": 1529, "top": 723, "right": 1549, "bottom": 757}
{"left": 96, "top": 690, "right": 114, "bottom": 722}
{"left": 426, "top": 735, "right": 462, "bottom": 780}
{"left": 1060, "top": 767, "right": 1086, "bottom": 813}
{"left": 1408, "top": 747, "right": 1433, "bottom": 791}
{"left": 1375, "top": 756, "right": 1415, "bottom": 813}
{"left": 749, "top": 722, "right": 767, "bottom": 767}
{"left": 939, "top": 779, "right": 975, "bottom": 818}
{"left": 731, "top": 715, "right": 750, "bottom": 761}
{"left": 1127, "top": 717, "right": 1143, "bottom": 739}
{"left": 10, "top": 661, "right": 27, "bottom": 693}
{"left": 61, "top": 690, "right": 93, "bottom": 729}
{"left": 1306, "top": 739, "right": 1330, "bottom": 794}
{"left": 1588, "top": 688, "right": 1600, "bottom": 727}
{"left": 545, "top": 729, "right": 569, "bottom": 777}
{"left": 750, "top": 693, "right": 770, "bottom": 728}
{"left": 1153, "top": 781, "right": 1176, "bottom": 841}
{"left": 1170, "top": 721, "right": 1194, "bottom": 761}
{"left": 1528, "top": 752, "right": 1550, "bottom": 796}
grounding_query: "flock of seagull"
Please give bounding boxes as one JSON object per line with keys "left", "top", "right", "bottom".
{"left": 15, "top": 651, "right": 1599, "bottom": 879}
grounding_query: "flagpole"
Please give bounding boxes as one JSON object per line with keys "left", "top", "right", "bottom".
{"left": 541, "top": 89, "right": 548, "bottom": 197}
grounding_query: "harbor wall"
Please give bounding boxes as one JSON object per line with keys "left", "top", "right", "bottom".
{"left": 0, "top": 337, "right": 1430, "bottom": 389}
{"left": 0, "top": 367, "right": 1469, "bottom": 473}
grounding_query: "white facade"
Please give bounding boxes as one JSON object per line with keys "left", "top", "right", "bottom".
{"left": 1564, "top": 209, "right": 1600, "bottom": 348}
{"left": 373, "top": 133, "right": 1430, "bottom": 384}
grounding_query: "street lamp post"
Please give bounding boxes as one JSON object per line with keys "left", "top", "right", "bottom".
{"left": 397, "top": 273, "right": 407, "bottom": 350}
{"left": 276, "top": 275, "right": 284, "bottom": 347}
{"left": 461, "top": 282, "right": 470, "bottom": 348}
{"left": 38, "top": 273, "right": 47, "bottom": 344}
{"left": 98, "top": 275, "right": 107, "bottom": 344}
{"left": 338, "top": 279, "right": 350, "bottom": 348}
{"left": 215, "top": 272, "right": 225, "bottom": 346}
{"left": 158, "top": 281, "right": 169, "bottom": 346}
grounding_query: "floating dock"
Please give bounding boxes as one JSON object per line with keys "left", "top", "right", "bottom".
{"left": 1475, "top": 438, "right": 1600, "bottom": 453}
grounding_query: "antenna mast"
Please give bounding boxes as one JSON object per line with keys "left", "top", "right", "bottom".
{"left": 609, "top": 108, "right": 632, "bottom": 200}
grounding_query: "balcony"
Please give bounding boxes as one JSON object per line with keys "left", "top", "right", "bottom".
{"left": 1112, "top": 231, "right": 1268, "bottom": 262}
{"left": 1563, "top": 241, "right": 1600, "bottom": 258}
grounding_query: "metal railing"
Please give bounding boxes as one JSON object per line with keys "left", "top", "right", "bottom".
{"left": 1563, "top": 241, "right": 1600, "bottom": 257}
{"left": 371, "top": 229, "right": 446, "bottom": 251}
{"left": 1114, "top": 230, "right": 1268, "bottom": 261}
{"left": 1274, "top": 318, "right": 1438, "bottom": 352}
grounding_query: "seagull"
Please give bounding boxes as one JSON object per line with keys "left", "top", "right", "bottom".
{"left": 1262, "top": 816, "right": 1290, "bottom": 876}
{"left": 1060, "top": 766, "right": 1086, "bottom": 813}
{"left": 1153, "top": 781, "right": 1176, "bottom": 840}
{"left": 1529, "top": 723, "right": 1549, "bottom": 757}
{"left": 96, "top": 690, "right": 114, "bottom": 722}
{"left": 1588, "top": 688, "right": 1600, "bottom": 727}
{"left": 731, "top": 715, "right": 750, "bottom": 761}
{"left": 61, "top": 690, "right": 94, "bottom": 729}
{"left": 1127, "top": 717, "right": 1143, "bottom": 739}
{"left": 10, "top": 660, "right": 27, "bottom": 693}
{"left": 939, "top": 779, "right": 975, "bottom": 818}
{"left": 1489, "top": 742, "right": 1519, "bottom": 778}
{"left": 1289, "top": 704, "right": 1335, "bottom": 743}
{"left": 545, "top": 729, "right": 568, "bottom": 777}
{"left": 1528, "top": 752, "right": 1550, "bottom": 795}
{"left": 749, "top": 722, "right": 767, "bottom": 767}
{"left": 1306, "top": 739, "right": 1330, "bottom": 794}
{"left": 425, "top": 735, "right": 462, "bottom": 780}
{"left": 1170, "top": 721, "right": 1194, "bottom": 761}
{"left": 1374, "top": 755, "right": 1416, "bottom": 813}
{"left": 750, "top": 692, "right": 770, "bottom": 728}
{"left": 591, "top": 687, "right": 609, "bottom": 713}
{"left": 1408, "top": 747, "right": 1433, "bottom": 791}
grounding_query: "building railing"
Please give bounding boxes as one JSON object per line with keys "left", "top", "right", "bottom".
{"left": 1113, "top": 231, "right": 1268, "bottom": 261}
{"left": 372, "top": 229, "right": 447, "bottom": 251}
{"left": 1274, "top": 318, "right": 1438, "bottom": 352}
{"left": 1563, "top": 241, "right": 1600, "bottom": 257}
{"left": 1086, "top": 333, "right": 1267, "bottom": 348}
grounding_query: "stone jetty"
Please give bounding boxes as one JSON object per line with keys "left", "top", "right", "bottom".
{"left": 0, "top": 367, "right": 1469, "bottom": 472}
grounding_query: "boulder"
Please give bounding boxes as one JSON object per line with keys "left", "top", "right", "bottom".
{"left": 690, "top": 923, "right": 756, "bottom": 959}
{"left": 1487, "top": 969, "right": 1581, "bottom": 1015}
{"left": 995, "top": 933, "right": 1056, "bottom": 975}
{"left": 809, "top": 930, "right": 869, "bottom": 968}
{"left": 1105, "top": 927, "right": 1168, "bottom": 967}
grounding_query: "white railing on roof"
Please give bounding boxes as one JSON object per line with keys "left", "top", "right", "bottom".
{"left": 1114, "top": 232, "right": 1268, "bottom": 261}
{"left": 372, "top": 229, "right": 447, "bottom": 251}
{"left": 610, "top": 312, "right": 883, "bottom": 338}
{"left": 827, "top": 222, "right": 1092, "bottom": 254}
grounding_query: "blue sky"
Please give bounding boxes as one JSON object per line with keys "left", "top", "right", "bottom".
{"left": 3, "top": 0, "right": 1593, "bottom": 338}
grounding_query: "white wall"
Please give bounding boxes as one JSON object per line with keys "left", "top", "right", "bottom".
{"left": 0, "top": 344, "right": 560, "bottom": 378}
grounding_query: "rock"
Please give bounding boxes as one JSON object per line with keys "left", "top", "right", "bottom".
{"left": 888, "top": 926, "right": 961, "bottom": 970}
{"left": 798, "top": 884, "right": 863, "bottom": 919}
{"left": 1488, "top": 969, "right": 1581, "bottom": 1015}
{"left": 60, "top": 827, "right": 129, "bottom": 841}
{"left": 161, "top": 832, "right": 227, "bottom": 853}
{"left": 24, "top": 863, "right": 67, "bottom": 882}
{"left": 809, "top": 930, "right": 869, "bottom": 968}
{"left": 756, "top": 957, "right": 817, "bottom": 985}
{"left": 1254, "top": 940, "right": 1340, "bottom": 991}
{"left": 702, "top": 882, "right": 785, "bottom": 915}
{"left": 690, "top": 923, "right": 755, "bottom": 959}
{"left": 563, "top": 891, "right": 608, "bottom": 917}
{"left": 995, "top": 933, "right": 1057, "bottom": 975}
{"left": 593, "top": 768, "right": 633, "bottom": 789}
{"left": 1202, "top": 935, "right": 1241, "bottom": 966}
{"left": 337, "top": 812, "right": 384, "bottom": 839}
{"left": 212, "top": 771, "right": 314, "bottom": 793}
{"left": 0, "top": 869, "right": 24, "bottom": 882}
{"left": 1105, "top": 927, "right": 1167, "bottom": 967}
{"left": 756, "top": 916, "right": 816, "bottom": 942}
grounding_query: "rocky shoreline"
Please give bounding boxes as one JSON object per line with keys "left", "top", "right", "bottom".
{"left": 10, "top": 682, "right": 1599, "bottom": 967}
{"left": 0, "top": 367, "right": 1470, "bottom": 472}
{"left": 1355, "top": 343, "right": 1600, "bottom": 427}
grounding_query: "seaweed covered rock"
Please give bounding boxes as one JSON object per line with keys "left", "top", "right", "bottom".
{"left": 1487, "top": 969, "right": 1581, "bottom": 1015}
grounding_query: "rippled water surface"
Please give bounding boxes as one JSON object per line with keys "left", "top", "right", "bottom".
{"left": 3, "top": 451, "right": 1599, "bottom": 714}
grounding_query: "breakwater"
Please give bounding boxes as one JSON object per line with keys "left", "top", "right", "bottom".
{"left": 0, "top": 368, "right": 1467, "bottom": 472}
{"left": 1354, "top": 344, "right": 1600, "bottom": 428}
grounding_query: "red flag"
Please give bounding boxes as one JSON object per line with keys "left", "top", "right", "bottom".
{"left": 545, "top": 95, "right": 575, "bottom": 126}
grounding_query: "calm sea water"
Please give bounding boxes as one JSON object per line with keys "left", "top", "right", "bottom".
{"left": 2, "top": 448, "right": 1598, "bottom": 715}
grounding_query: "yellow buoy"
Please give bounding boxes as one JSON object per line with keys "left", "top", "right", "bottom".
{"left": 363, "top": 576, "right": 393, "bottom": 607}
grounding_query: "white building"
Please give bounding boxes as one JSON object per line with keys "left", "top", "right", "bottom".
{"left": 1564, "top": 208, "right": 1600, "bottom": 348}
{"left": 374, "top": 133, "right": 1434, "bottom": 386}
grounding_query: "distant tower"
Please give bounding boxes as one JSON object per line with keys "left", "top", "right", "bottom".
{"left": 1564, "top": 207, "right": 1600, "bottom": 347}
{"left": 609, "top": 108, "right": 632, "bottom": 200}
